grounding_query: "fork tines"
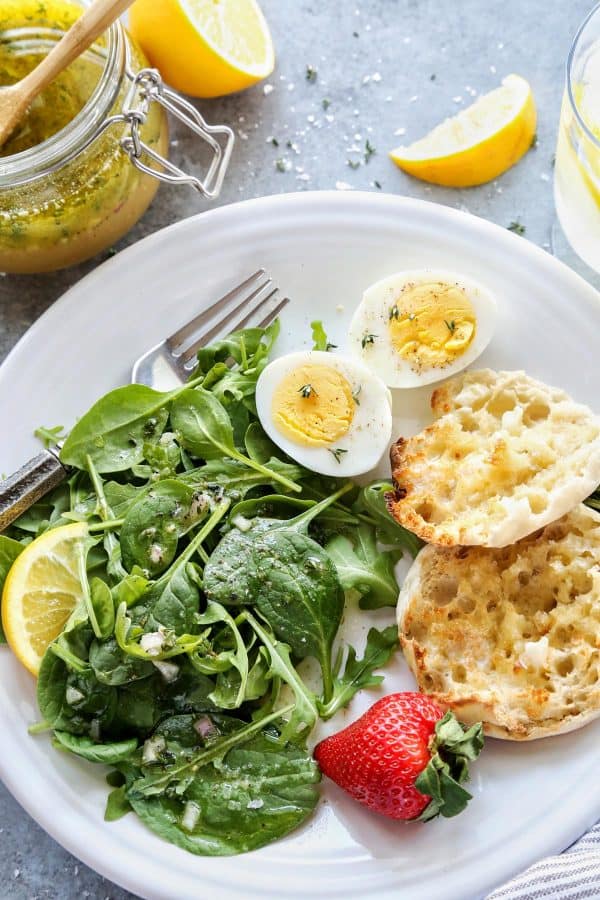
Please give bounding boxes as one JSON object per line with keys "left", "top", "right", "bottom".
{"left": 167, "top": 269, "right": 289, "bottom": 376}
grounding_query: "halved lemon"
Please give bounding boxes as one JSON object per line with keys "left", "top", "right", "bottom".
{"left": 2, "top": 522, "right": 89, "bottom": 676}
{"left": 390, "top": 74, "right": 536, "bottom": 187}
{"left": 129, "top": 0, "right": 275, "bottom": 98}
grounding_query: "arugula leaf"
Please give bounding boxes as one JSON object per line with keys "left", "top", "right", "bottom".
{"left": 192, "top": 601, "right": 249, "bottom": 709}
{"left": 310, "top": 320, "right": 336, "bottom": 351}
{"left": 182, "top": 457, "right": 305, "bottom": 498}
{"left": 325, "top": 524, "right": 401, "bottom": 608}
{"left": 0, "top": 535, "right": 23, "bottom": 642}
{"left": 244, "top": 610, "right": 317, "bottom": 743}
{"left": 171, "top": 388, "right": 301, "bottom": 493}
{"left": 354, "top": 481, "right": 423, "bottom": 555}
{"left": 194, "top": 321, "right": 280, "bottom": 376}
{"left": 318, "top": 626, "right": 399, "bottom": 719}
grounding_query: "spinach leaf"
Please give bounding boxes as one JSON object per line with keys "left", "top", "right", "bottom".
{"left": 325, "top": 524, "right": 401, "bottom": 608}
{"left": 60, "top": 384, "right": 180, "bottom": 473}
{"left": 318, "top": 625, "right": 399, "bottom": 719}
{"left": 37, "top": 652, "right": 117, "bottom": 736}
{"left": 252, "top": 531, "right": 343, "bottom": 702}
{"left": 0, "top": 535, "right": 23, "bottom": 642}
{"left": 53, "top": 731, "right": 138, "bottom": 764}
{"left": 120, "top": 480, "right": 212, "bottom": 576}
{"left": 128, "top": 730, "right": 319, "bottom": 856}
{"left": 105, "top": 785, "right": 132, "bottom": 821}
{"left": 171, "top": 388, "right": 300, "bottom": 494}
{"left": 111, "top": 571, "right": 149, "bottom": 608}
{"left": 243, "top": 421, "right": 281, "bottom": 464}
{"left": 354, "top": 481, "right": 423, "bottom": 555}
{"left": 204, "top": 488, "right": 350, "bottom": 701}
{"left": 128, "top": 704, "right": 293, "bottom": 798}
{"left": 89, "top": 637, "right": 154, "bottom": 686}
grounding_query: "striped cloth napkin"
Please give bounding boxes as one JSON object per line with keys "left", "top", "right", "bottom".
{"left": 486, "top": 825, "right": 600, "bottom": 899}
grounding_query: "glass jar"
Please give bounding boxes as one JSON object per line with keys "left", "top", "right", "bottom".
{"left": 0, "top": 2, "right": 233, "bottom": 273}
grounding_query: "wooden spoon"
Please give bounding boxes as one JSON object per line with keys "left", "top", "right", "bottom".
{"left": 0, "top": 0, "right": 136, "bottom": 150}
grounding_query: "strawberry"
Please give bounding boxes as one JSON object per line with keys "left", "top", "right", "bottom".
{"left": 313, "top": 692, "right": 483, "bottom": 821}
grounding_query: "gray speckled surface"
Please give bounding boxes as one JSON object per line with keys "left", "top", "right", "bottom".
{"left": 0, "top": 1, "right": 598, "bottom": 897}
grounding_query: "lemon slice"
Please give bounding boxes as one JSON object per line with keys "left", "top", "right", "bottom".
{"left": 2, "top": 522, "right": 89, "bottom": 676}
{"left": 129, "top": 0, "right": 275, "bottom": 98}
{"left": 390, "top": 74, "right": 536, "bottom": 187}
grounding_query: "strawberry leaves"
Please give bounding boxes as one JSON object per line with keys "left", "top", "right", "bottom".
{"left": 415, "top": 712, "right": 484, "bottom": 821}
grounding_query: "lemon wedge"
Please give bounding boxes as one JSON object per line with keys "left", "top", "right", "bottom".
{"left": 2, "top": 522, "right": 89, "bottom": 676}
{"left": 390, "top": 74, "right": 536, "bottom": 187}
{"left": 129, "top": 0, "right": 275, "bottom": 98}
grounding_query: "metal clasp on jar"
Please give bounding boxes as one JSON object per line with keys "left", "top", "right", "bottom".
{"left": 108, "top": 67, "right": 234, "bottom": 199}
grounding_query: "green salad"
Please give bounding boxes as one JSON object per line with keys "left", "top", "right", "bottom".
{"left": 2, "top": 320, "right": 420, "bottom": 856}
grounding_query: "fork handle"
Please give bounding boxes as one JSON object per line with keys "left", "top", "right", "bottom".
{"left": 0, "top": 450, "right": 68, "bottom": 532}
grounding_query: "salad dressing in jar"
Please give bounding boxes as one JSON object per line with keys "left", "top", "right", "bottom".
{"left": 0, "top": 0, "right": 232, "bottom": 273}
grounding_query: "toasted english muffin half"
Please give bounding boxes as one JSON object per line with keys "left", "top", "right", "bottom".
{"left": 387, "top": 369, "right": 600, "bottom": 548}
{"left": 397, "top": 504, "right": 600, "bottom": 740}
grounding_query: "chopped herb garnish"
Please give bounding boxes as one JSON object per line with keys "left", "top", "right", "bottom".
{"left": 352, "top": 386, "right": 362, "bottom": 405}
{"left": 271, "top": 137, "right": 279, "bottom": 147}
{"left": 508, "top": 220, "right": 525, "bottom": 235}
{"left": 352, "top": 30, "right": 359, "bottom": 37}
{"left": 444, "top": 319, "right": 456, "bottom": 334}
{"left": 329, "top": 448, "right": 348, "bottom": 464}
{"left": 326, "top": 342, "right": 338, "bottom": 351}
{"left": 298, "top": 384, "right": 318, "bottom": 398}
{"left": 551, "top": 153, "right": 556, "bottom": 168}
{"left": 34, "top": 424, "right": 66, "bottom": 448}
{"left": 530, "top": 133, "right": 538, "bottom": 150}
{"left": 361, "top": 333, "right": 377, "bottom": 348}
{"left": 275, "top": 159, "right": 287, "bottom": 173}
{"left": 364, "top": 139, "right": 376, "bottom": 164}
{"left": 306, "top": 65, "right": 318, "bottom": 83}
{"left": 373, "top": 180, "right": 382, "bottom": 189}
{"left": 430, "top": 73, "right": 436, "bottom": 81}
{"left": 322, "top": 97, "right": 331, "bottom": 110}
{"left": 389, "top": 304, "right": 400, "bottom": 321}
{"left": 347, "top": 159, "right": 360, "bottom": 170}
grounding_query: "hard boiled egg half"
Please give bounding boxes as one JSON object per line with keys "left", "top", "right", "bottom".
{"left": 255, "top": 350, "right": 392, "bottom": 477}
{"left": 348, "top": 269, "right": 497, "bottom": 388}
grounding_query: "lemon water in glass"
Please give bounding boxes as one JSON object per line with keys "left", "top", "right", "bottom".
{"left": 554, "top": 4, "right": 600, "bottom": 273}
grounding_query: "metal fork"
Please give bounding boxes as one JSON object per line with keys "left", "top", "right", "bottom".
{"left": 0, "top": 270, "right": 289, "bottom": 532}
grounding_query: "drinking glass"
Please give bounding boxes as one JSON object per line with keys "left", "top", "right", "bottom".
{"left": 554, "top": 2, "right": 600, "bottom": 273}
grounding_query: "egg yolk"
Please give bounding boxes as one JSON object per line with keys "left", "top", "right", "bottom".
{"left": 272, "top": 364, "right": 356, "bottom": 447}
{"left": 387, "top": 281, "right": 476, "bottom": 371}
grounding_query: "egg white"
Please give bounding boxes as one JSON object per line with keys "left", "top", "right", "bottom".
{"left": 348, "top": 269, "right": 497, "bottom": 388}
{"left": 255, "top": 350, "right": 392, "bottom": 477}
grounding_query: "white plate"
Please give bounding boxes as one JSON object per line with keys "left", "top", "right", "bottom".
{"left": 1, "top": 191, "right": 600, "bottom": 900}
